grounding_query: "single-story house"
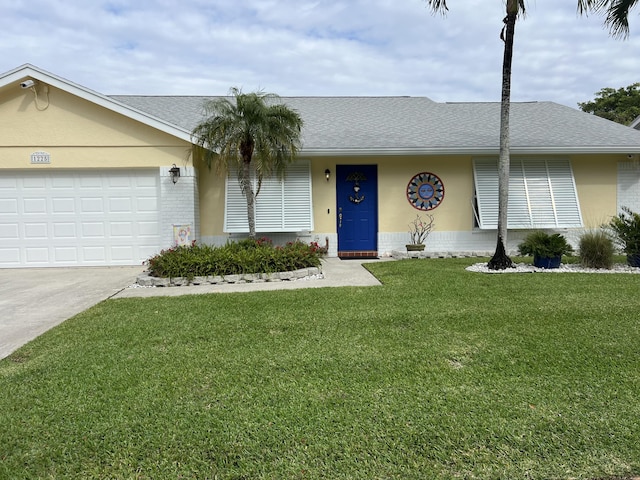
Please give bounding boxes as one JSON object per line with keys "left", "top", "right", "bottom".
{"left": 2, "top": 64, "right": 640, "bottom": 268}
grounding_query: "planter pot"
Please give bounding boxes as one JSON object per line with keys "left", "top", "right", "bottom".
{"left": 406, "top": 244, "right": 425, "bottom": 252}
{"left": 627, "top": 253, "right": 640, "bottom": 267}
{"left": 533, "top": 255, "right": 562, "bottom": 269}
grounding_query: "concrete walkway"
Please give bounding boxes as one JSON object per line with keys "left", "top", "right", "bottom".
{"left": 0, "top": 259, "right": 383, "bottom": 359}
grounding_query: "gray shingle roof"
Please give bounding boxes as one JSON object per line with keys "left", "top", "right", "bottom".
{"left": 109, "top": 95, "right": 640, "bottom": 155}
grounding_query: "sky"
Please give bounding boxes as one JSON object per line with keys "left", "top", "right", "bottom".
{"left": 1, "top": 0, "right": 639, "bottom": 110}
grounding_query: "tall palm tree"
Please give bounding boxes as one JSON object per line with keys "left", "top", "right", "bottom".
{"left": 578, "top": 0, "right": 638, "bottom": 38}
{"left": 192, "top": 88, "right": 303, "bottom": 238}
{"left": 425, "top": 0, "right": 525, "bottom": 269}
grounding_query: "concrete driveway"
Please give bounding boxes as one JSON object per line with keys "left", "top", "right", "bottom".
{"left": 0, "top": 266, "right": 144, "bottom": 360}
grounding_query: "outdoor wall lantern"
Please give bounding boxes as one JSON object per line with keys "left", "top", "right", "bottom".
{"left": 169, "top": 164, "right": 181, "bottom": 184}
{"left": 325, "top": 169, "right": 331, "bottom": 182}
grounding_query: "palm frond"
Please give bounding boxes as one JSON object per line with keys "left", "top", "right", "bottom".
{"left": 424, "top": 0, "right": 448, "bottom": 14}
{"left": 577, "top": 0, "right": 637, "bottom": 38}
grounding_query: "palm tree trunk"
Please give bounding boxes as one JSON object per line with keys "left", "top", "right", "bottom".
{"left": 488, "top": 5, "right": 517, "bottom": 270}
{"left": 240, "top": 158, "right": 257, "bottom": 238}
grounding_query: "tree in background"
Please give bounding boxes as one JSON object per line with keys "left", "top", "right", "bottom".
{"left": 576, "top": 3, "right": 639, "bottom": 121}
{"left": 192, "top": 88, "right": 303, "bottom": 238}
{"left": 578, "top": 83, "right": 640, "bottom": 125}
{"left": 424, "top": 0, "right": 525, "bottom": 270}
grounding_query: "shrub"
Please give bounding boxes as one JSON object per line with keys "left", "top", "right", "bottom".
{"left": 517, "top": 231, "right": 574, "bottom": 258}
{"left": 608, "top": 206, "right": 640, "bottom": 255}
{"left": 144, "top": 238, "right": 322, "bottom": 279}
{"left": 579, "top": 230, "right": 615, "bottom": 269}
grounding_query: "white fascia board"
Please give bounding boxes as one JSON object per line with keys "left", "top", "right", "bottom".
{"left": 510, "top": 146, "right": 640, "bottom": 155}
{"left": 301, "top": 145, "right": 640, "bottom": 157}
{"left": 300, "top": 147, "right": 497, "bottom": 157}
{"left": 1, "top": 64, "right": 193, "bottom": 143}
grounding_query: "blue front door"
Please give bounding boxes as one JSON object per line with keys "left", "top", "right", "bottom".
{"left": 336, "top": 165, "right": 378, "bottom": 257}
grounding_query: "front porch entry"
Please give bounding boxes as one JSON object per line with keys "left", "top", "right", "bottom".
{"left": 336, "top": 164, "right": 378, "bottom": 258}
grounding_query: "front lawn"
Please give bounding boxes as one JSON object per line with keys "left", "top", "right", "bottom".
{"left": 1, "top": 258, "right": 639, "bottom": 479}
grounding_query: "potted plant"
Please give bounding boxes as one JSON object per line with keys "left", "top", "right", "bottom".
{"left": 608, "top": 206, "right": 640, "bottom": 267}
{"left": 406, "top": 213, "right": 435, "bottom": 251}
{"left": 517, "top": 231, "right": 574, "bottom": 269}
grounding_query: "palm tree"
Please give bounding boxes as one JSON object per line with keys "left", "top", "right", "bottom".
{"left": 578, "top": 0, "right": 638, "bottom": 38}
{"left": 425, "top": 0, "right": 524, "bottom": 269}
{"left": 192, "top": 88, "right": 304, "bottom": 238}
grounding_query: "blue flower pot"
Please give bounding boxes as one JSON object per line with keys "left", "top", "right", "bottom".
{"left": 533, "top": 255, "right": 562, "bottom": 269}
{"left": 627, "top": 254, "right": 640, "bottom": 268}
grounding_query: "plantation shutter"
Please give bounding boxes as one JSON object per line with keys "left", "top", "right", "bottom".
{"left": 473, "top": 157, "right": 583, "bottom": 229}
{"left": 224, "top": 160, "right": 313, "bottom": 233}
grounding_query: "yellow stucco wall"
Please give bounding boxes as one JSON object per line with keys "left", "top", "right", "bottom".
{"left": 0, "top": 83, "right": 192, "bottom": 168}
{"left": 198, "top": 156, "right": 476, "bottom": 238}
{"left": 197, "top": 162, "right": 227, "bottom": 237}
{"left": 310, "top": 155, "right": 473, "bottom": 234}
{"left": 198, "top": 154, "right": 625, "bottom": 238}
{"left": 571, "top": 154, "right": 619, "bottom": 227}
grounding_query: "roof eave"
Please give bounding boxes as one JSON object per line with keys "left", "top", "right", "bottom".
{"left": 300, "top": 146, "right": 640, "bottom": 157}
{"left": 0, "top": 64, "right": 193, "bottom": 143}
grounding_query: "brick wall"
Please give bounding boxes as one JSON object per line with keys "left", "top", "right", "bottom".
{"left": 159, "top": 166, "right": 199, "bottom": 248}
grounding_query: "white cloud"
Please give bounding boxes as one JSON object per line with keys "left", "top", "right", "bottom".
{"left": 1, "top": 0, "right": 639, "bottom": 108}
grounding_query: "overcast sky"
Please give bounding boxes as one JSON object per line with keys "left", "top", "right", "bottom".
{"left": 2, "top": 0, "right": 639, "bottom": 109}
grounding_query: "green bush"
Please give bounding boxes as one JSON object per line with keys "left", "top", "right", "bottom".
{"left": 608, "top": 206, "right": 640, "bottom": 255}
{"left": 144, "top": 238, "right": 322, "bottom": 279}
{"left": 517, "top": 231, "right": 574, "bottom": 258}
{"left": 579, "top": 230, "right": 615, "bottom": 269}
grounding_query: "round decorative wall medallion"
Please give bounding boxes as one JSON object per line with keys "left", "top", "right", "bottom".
{"left": 406, "top": 172, "right": 444, "bottom": 211}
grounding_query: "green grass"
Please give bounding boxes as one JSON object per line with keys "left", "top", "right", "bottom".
{"left": 1, "top": 258, "right": 640, "bottom": 479}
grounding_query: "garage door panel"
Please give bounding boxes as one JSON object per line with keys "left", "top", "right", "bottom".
{"left": 81, "top": 198, "right": 104, "bottom": 213}
{"left": 82, "top": 222, "right": 106, "bottom": 238}
{"left": 53, "top": 223, "right": 76, "bottom": 237}
{"left": 0, "top": 248, "right": 20, "bottom": 264}
{"left": 0, "top": 199, "right": 18, "bottom": 214}
{"left": 54, "top": 247, "right": 78, "bottom": 263}
{"left": 79, "top": 176, "right": 103, "bottom": 188}
{"left": 24, "top": 223, "right": 48, "bottom": 239}
{"left": 0, "top": 177, "right": 17, "bottom": 189}
{"left": 0, "top": 223, "right": 19, "bottom": 239}
{"left": 23, "top": 198, "right": 48, "bottom": 214}
{"left": 137, "top": 197, "right": 158, "bottom": 212}
{"left": 138, "top": 221, "right": 160, "bottom": 236}
{"left": 51, "top": 177, "right": 74, "bottom": 188}
{"left": 0, "top": 170, "right": 162, "bottom": 267}
{"left": 108, "top": 175, "right": 133, "bottom": 188}
{"left": 111, "top": 222, "right": 133, "bottom": 237}
{"left": 82, "top": 246, "right": 107, "bottom": 262}
{"left": 135, "top": 175, "right": 158, "bottom": 188}
{"left": 111, "top": 246, "right": 134, "bottom": 261}
{"left": 26, "top": 248, "right": 49, "bottom": 263}
{"left": 23, "top": 177, "right": 46, "bottom": 189}
{"left": 109, "top": 197, "right": 132, "bottom": 212}
{"left": 52, "top": 197, "right": 76, "bottom": 213}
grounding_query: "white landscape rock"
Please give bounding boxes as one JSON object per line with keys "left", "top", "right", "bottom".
{"left": 466, "top": 262, "right": 640, "bottom": 274}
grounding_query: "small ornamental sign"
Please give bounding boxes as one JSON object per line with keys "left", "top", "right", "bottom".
{"left": 30, "top": 151, "right": 51, "bottom": 164}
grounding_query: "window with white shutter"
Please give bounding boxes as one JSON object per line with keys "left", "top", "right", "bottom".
{"left": 473, "top": 157, "right": 583, "bottom": 229}
{"left": 224, "top": 160, "right": 313, "bottom": 233}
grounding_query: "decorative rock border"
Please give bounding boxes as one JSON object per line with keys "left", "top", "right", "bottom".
{"left": 391, "top": 250, "right": 503, "bottom": 259}
{"left": 136, "top": 266, "right": 323, "bottom": 287}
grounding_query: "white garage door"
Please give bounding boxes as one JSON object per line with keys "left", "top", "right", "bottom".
{"left": 0, "top": 170, "right": 161, "bottom": 268}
